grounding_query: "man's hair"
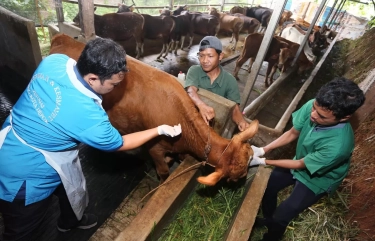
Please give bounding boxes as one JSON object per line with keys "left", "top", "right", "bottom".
{"left": 76, "top": 38, "right": 127, "bottom": 84}
{"left": 315, "top": 77, "right": 365, "bottom": 120}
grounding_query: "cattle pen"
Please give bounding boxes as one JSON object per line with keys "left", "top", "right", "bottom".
{"left": 0, "top": 0, "right": 357, "bottom": 240}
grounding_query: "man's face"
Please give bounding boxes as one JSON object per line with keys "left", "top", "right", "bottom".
{"left": 89, "top": 72, "right": 125, "bottom": 95}
{"left": 310, "top": 100, "right": 347, "bottom": 126}
{"left": 198, "top": 48, "right": 223, "bottom": 72}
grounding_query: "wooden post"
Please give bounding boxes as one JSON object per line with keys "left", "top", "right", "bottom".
{"left": 169, "top": 0, "right": 174, "bottom": 10}
{"left": 240, "top": 0, "right": 288, "bottom": 112}
{"left": 77, "top": 0, "right": 95, "bottom": 42}
{"left": 291, "top": 0, "right": 328, "bottom": 67}
{"left": 54, "top": 0, "right": 64, "bottom": 23}
{"left": 301, "top": 2, "right": 310, "bottom": 20}
{"left": 321, "top": 0, "right": 339, "bottom": 29}
{"left": 220, "top": 0, "right": 225, "bottom": 12}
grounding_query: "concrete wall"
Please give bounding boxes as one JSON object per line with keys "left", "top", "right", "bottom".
{"left": 0, "top": 6, "right": 41, "bottom": 87}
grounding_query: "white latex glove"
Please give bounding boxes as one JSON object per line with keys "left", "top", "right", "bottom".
{"left": 157, "top": 124, "right": 182, "bottom": 137}
{"left": 249, "top": 156, "right": 266, "bottom": 166}
{"left": 251, "top": 145, "right": 265, "bottom": 157}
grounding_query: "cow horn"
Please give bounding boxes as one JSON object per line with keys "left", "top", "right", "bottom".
{"left": 197, "top": 171, "right": 223, "bottom": 186}
{"left": 235, "top": 119, "right": 259, "bottom": 143}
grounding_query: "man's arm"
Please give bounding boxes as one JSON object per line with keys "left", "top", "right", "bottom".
{"left": 263, "top": 127, "right": 300, "bottom": 153}
{"left": 231, "top": 104, "right": 249, "bottom": 131}
{"left": 186, "top": 86, "right": 215, "bottom": 125}
{"left": 250, "top": 156, "right": 306, "bottom": 169}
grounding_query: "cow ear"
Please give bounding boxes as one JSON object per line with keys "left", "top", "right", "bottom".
{"left": 235, "top": 119, "right": 259, "bottom": 142}
{"left": 197, "top": 171, "right": 223, "bottom": 186}
{"left": 118, "top": 3, "right": 121, "bottom": 7}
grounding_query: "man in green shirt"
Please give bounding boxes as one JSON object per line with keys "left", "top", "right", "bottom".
{"left": 249, "top": 77, "right": 365, "bottom": 241}
{"left": 185, "top": 36, "right": 249, "bottom": 131}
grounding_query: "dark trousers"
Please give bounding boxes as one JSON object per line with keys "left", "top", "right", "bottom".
{"left": 0, "top": 184, "right": 79, "bottom": 241}
{"left": 261, "top": 167, "right": 326, "bottom": 241}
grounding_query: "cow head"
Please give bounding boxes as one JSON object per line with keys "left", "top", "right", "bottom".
{"left": 207, "top": 6, "right": 219, "bottom": 16}
{"left": 230, "top": 6, "right": 245, "bottom": 15}
{"left": 172, "top": 5, "right": 187, "bottom": 15}
{"left": 160, "top": 8, "right": 172, "bottom": 16}
{"left": 196, "top": 120, "right": 259, "bottom": 186}
{"left": 117, "top": 4, "right": 134, "bottom": 13}
{"left": 309, "top": 30, "right": 329, "bottom": 56}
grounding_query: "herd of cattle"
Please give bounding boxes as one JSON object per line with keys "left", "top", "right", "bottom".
{"left": 73, "top": 4, "right": 330, "bottom": 87}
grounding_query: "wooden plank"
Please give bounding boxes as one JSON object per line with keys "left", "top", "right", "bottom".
{"left": 77, "top": 0, "right": 95, "bottom": 42}
{"left": 114, "top": 157, "right": 201, "bottom": 241}
{"left": 225, "top": 166, "right": 272, "bottom": 241}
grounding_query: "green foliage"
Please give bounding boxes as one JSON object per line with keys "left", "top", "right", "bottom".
{"left": 0, "top": 0, "right": 56, "bottom": 25}
{"left": 368, "top": 16, "right": 375, "bottom": 28}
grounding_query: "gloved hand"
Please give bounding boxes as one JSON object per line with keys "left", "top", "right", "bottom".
{"left": 248, "top": 156, "right": 266, "bottom": 166}
{"left": 251, "top": 145, "right": 265, "bottom": 157}
{"left": 157, "top": 124, "right": 182, "bottom": 137}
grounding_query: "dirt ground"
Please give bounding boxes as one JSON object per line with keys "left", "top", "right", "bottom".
{"left": 337, "top": 28, "right": 375, "bottom": 240}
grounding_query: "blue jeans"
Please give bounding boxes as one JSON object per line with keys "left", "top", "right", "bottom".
{"left": 261, "top": 167, "right": 326, "bottom": 241}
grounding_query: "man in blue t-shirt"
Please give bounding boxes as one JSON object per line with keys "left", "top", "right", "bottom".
{"left": 0, "top": 38, "right": 181, "bottom": 241}
{"left": 249, "top": 78, "right": 365, "bottom": 241}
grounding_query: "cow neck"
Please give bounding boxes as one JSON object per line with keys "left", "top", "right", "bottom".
{"left": 197, "top": 124, "right": 232, "bottom": 167}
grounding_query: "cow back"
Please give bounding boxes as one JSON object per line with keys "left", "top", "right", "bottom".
{"left": 186, "top": 12, "right": 220, "bottom": 36}
{"left": 141, "top": 14, "right": 175, "bottom": 39}
{"left": 245, "top": 7, "right": 272, "bottom": 27}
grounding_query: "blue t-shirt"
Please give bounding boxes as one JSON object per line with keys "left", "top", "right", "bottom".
{"left": 0, "top": 54, "right": 123, "bottom": 205}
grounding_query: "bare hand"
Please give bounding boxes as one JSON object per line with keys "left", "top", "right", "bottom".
{"left": 237, "top": 121, "right": 250, "bottom": 132}
{"left": 198, "top": 103, "right": 215, "bottom": 125}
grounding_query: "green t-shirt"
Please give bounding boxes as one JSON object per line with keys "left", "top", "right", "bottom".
{"left": 184, "top": 65, "right": 241, "bottom": 104}
{"left": 291, "top": 99, "right": 354, "bottom": 195}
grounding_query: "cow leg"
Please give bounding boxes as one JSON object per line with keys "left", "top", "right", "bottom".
{"left": 140, "top": 43, "right": 145, "bottom": 57}
{"left": 247, "top": 58, "right": 254, "bottom": 72}
{"left": 233, "top": 56, "right": 249, "bottom": 80}
{"left": 163, "top": 43, "right": 170, "bottom": 58}
{"left": 187, "top": 36, "right": 194, "bottom": 49}
{"left": 174, "top": 41, "right": 179, "bottom": 55}
{"left": 168, "top": 41, "right": 175, "bottom": 53}
{"left": 231, "top": 33, "right": 239, "bottom": 51}
{"left": 180, "top": 36, "right": 185, "bottom": 50}
{"left": 135, "top": 42, "right": 142, "bottom": 59}
{"left": 149, "top": 146, "right": 170, "bottom": 183}
{"left": 230, "top": 33, "right": 234, "bottom": 43}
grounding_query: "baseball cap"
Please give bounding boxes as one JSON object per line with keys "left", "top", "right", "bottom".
{"left": 199, "top": 36, "right": 222, "bottom": 52}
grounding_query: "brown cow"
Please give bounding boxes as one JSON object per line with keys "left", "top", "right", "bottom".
{"left": 117, "top": 4, "right": 175, "bottom": 59}
{"left": 233, "top": 33, "right": 290, "bottom": 87}
{"left": 207, "top": 7, "right": 244, "bottom": 50}
{"left": 49, "top": 34, "right": 258, "bottom": 186}
{"left": 230, "top": 13, "right": 260, "bottom": 34}
{"left": 72, "top": 9, "right": 144, "bottom": 59}
{"left": 274, "top": 35, "right": 314, "bottom": 76}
